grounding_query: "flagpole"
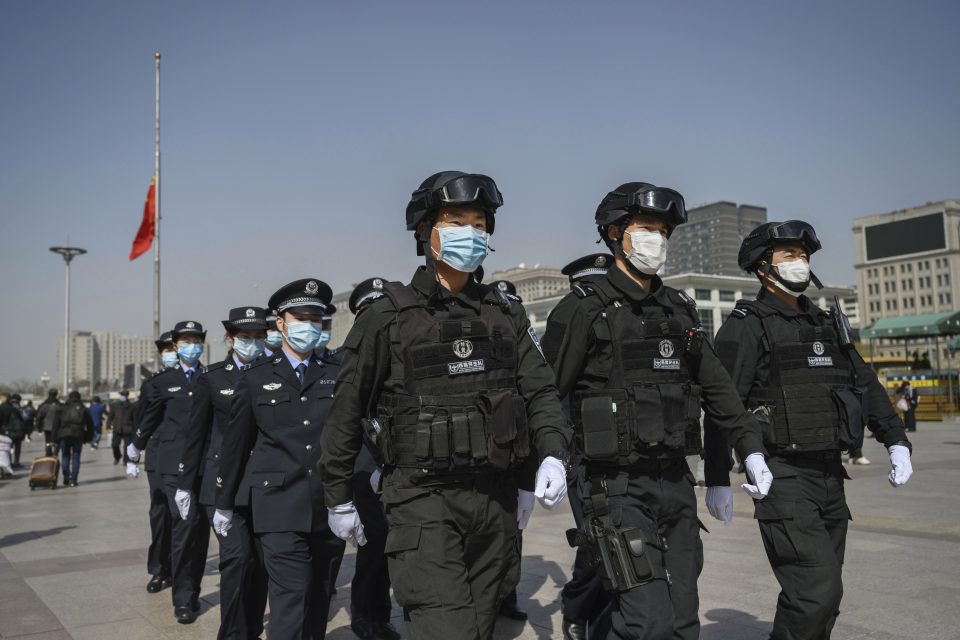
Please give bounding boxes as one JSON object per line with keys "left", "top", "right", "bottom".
{"left": 153, "top": 52, "right": 161, "bottom": 342}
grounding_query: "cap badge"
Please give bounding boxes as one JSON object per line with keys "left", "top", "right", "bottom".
{"left": 498, "top": 282, "right": 508, "bottom": 291}
{"left": 306, "top": 281, "right": 319, "bottom": 295}
{"left": 594, "top": 256, "right": 607, "bottom": 267}
{"left": 372, "top": 278, "right": 383, "bottom": 290}
{"left": 186, "top": 321, "right": 196, "bottom": 329}
{"left": 245, "top": 308, "right": 255, "bottom": 317}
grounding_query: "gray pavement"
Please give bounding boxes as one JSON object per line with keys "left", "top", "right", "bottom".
{"left": 1, "top": 423, "right": 959, "bottom": 640}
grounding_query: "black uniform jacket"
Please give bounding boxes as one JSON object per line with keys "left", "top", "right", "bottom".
{"left": 177, "top": 356, "right": 253, "bottom": 506}
{"left": 134, "top": 363, "right": 202, "bottom": 476}
{"left": 319, "top": 266, "right": 572, "bottom": 508}
{"left": 705, "top": 287, "right": 909, "bottom": 485}
{"left": 541, "top": 267, "right": 764, "bottom": 463}
{"left": 216, "top": 351, "right": 339, "bottom": 533}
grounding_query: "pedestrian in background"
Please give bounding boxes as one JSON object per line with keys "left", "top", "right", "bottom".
{"left": 21, "top": 400, "right": 36, "bottom": 443}
{"left": 0, "top": 393, "right": 27, "bottom": 468}
{"left": 36, "top": 389, "right": 62, "bottom": 456}
{"left": 88, "top": 395, "right": 107, "bottom": 449}
{"left": 898, "top": 380, "right": 918, "bottom": 432}
{"left": 55, "top": 390, "right": 93, "bottom": 487}
{"left": 108, "top": 390, "right": 137, "bottom": 465}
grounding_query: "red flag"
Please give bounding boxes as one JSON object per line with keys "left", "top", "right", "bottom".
{"left": 129, "top": 177, "right": 156, "bottom": 260}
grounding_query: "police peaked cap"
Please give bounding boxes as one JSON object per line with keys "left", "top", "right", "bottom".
{"left": 221, "top": 306, "right": 269, "bottom": 332}
{"left": 171, "top": 321, "right": 206, "bottom": 340}
{"left": 348, "top": 277, "right": 388, "bottom": 314}
{"left": 155, "top": 331, "right": 174, "bottom": 350}
{"left": 269, "top": 279, "right": 335, "bottom": 316}
{"left": 562, "top": 254, "right": 613, "bottom": 282}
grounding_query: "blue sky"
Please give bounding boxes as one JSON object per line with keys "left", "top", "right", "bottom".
{"left": 1, "top": 1, "right": 958, "bottom": 385}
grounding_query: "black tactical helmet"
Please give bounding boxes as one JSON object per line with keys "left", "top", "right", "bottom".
{"left": 738, "top": 220, "right": 822, "bottom": 273}
{"left": 595, "top": 181, "right": 687, "bottom": 241}
{"left": 406, "top": 171, "right": 503, "bottom": 254}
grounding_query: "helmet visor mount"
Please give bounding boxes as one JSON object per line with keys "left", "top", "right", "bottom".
{"left": 767, "top": 220, "right": 822, "bottom": 255}
{"left": 598, "top": 185, "right": 687, "bottom": 228}
{"left": 412, "top": 174, "right": 503, "bottom": 214}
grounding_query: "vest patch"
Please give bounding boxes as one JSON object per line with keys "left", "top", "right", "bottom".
{"left": 453, "top": 339, "right": 474, "bottom": 359}
{"left": 808, "top": 356, "right": 834, "bottom": 367}
{"left": 448, "top": 359, "right": 485, "bottom": 375}
{"left": 654, "top": 358, "right": 682, "bottom": 370}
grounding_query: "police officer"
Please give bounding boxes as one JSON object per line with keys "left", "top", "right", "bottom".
{"left": 541, "top": 182, "right": 771, "bottom": 640}
{"left": 216, "top": 280, "right": 345, "bottom": 640}
{"left": 331, "top": 277, "right": 401, "bottom": 640}
{"left": 175, "top": 307, "right": 270, "bottom": 640}
{"left": 132, "top": 331, "right": 177, "bottom": 594}
{"left": 555, "top": 254, "right": 614, "bottom": 640}
{"left": 319, "top": 171, "right": 572, "bottom": 640}
{"left": 487, "top": 279, "right": 532, "bottom": 624}
{"left": 128, "top": 322, "right": 210, "bottom": 623}
{"left": 706, "top": 221, "right": 914, "bottom": 640}
{"left": 264, "top": 311, "right": 283, "bottom": 358}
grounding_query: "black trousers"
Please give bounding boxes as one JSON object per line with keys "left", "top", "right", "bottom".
{"left": 146, "top": 466, "right": 172, "bottom": 578}
{"left": 352, "top": 471, "right": 392, "bottom": 623}
{"left": 205, "top": 506, "right": 268, "bottom": 640}
{"left": 161, "top": 474, "right": 211, "bottom": 607}
{"left": 112, "top": 431, "right": 130, "bottom": 463}
{"left": 904, "top": 409, "right": 917, "bottom": 431}
{"left": 757, "top": 457, "right": 849, "bottom": 640}
{"left": 258, "top": 529, "right": 345, "bottom": 640}
{"left": 578, "top": 459, "right": 703, "bottom": 640}
{"left": 561, "top": 474, "right": 610, "bottom": 626}
{"left": 383, "top": 472, "right": 519, "bottom": 640}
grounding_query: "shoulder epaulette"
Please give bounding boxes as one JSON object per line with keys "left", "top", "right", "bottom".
{"left": 206, "top": 360, "right": 226, "bottom": 372}
{"left": 675, "top": 289, "right": 697, "bottom": 308}
{"left": 379, "top": 281, "right": 421, "bottom": 311}
{"left": 734, "top": 299, "right": 777, "bottom": 318}
{"left": 505, "top": 292, "right": 521, "bottom": 302}
{"left": 572, "top": 283, "right": 596, "bottom": 298}
{"left": 731, "top": 308, "right": 749, "bottom": 318}
{"left": 490, "top": 286, "right": 512, "bottom": 312}
{"left": 247, "top": 356, "right": 276, "bottom": 370}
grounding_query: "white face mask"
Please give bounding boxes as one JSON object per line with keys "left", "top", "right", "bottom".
{"left": 771, "top": 258, "right": 810, "bottom": 296}
{"left": 626, "top": 229, "right": 667, "bottom": 276}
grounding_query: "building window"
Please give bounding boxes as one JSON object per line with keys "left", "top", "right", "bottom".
{"left": 718, "top": 290, "right": 736, "bottom": 302}
{"left": 700, "top": 310, "right": 715, "bottom": 337}
{"left": 945, "top": 273, "right": 951, "bottom": 286}
{"left": 695, "top": 289, "right": 712, "bottom": 301}
{"left": 947, "top": 293, "right": 953, "bottom": 305}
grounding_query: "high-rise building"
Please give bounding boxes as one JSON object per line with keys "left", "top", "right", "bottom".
{"left": 665, "top": 201, "right": 767, "bottom": 276}
{"left": 854, "top": 199, "right": 960, "bottom": 358}
{"left": 57, "top": 331, "right": 159, "bottom": 392}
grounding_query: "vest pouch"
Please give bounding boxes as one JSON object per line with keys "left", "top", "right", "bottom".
{"left": 480, "top": 389, "right": 516, "bottom": 470}
{"left": 832, "top": 388, "right": 864, "bottom": 450}
{"left": 779, "top": 384, "right": 840, "bottom": 450}
{"left": 431, "top": 411, "right": 451, "bottom": 463}
{"left": 467, "top": 409, "right": 488, "bottom": 462}
{"left": 684, "top": 383, "right": 703, "bottom": 454}
{"left": 450, "top": 412, "right": 471, "bottom": 456}
{"left": 580, "top": 396, "right": 620, "bottom": 460}
{"left": 414, "top": 407, "right": 436, "bottom": 465}
{"left": 658, "top": 383, "right": 689, "bottom": 449}
{"left": 631, "top": 385, "right": 665, "bottom": 445}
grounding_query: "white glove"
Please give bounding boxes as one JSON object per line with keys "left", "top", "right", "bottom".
{"left": 174, "top": 489, "right": 192, "bottom": 520}
{"left": 517, "top": 489, "right": 536, "bottom": 530}
{"left": 705, "top": 486, "right": 734, "bottom": 525}
{"left": 125, "top": 461, "right": 140, "bottom": 478}
{"left": 328, "top": 502, "right": 367, "bottom": 546}
{"left": 534, "top": 456, "right": 567, "bottom": 509}
{"left": 126, "top": 443, "right": 141, "bottom": 462}
{"left": 741, "top": 453, "right": 773, "bottom": 499}
{"left": 888, "top": 445, "right": 913, "bottom": 487}
{"left": 213, "top": 509, "right": 233, "bottom": 537}
{"left": 369, "top": 467, "right": 382, "bottom": 494}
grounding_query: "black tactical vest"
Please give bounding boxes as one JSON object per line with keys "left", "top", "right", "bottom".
{"left": 571, "top": 280, "right": 703, "bottom": 463}
{"left": 374, "top": 282, "right": 530, "bottom": 472}
{"left": 741, "top": 300, "right": 862, "bottom": 452}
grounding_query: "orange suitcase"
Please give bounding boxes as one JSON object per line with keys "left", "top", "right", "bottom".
{"left": 28, "top": 455, "right": 60, "bottom": 490}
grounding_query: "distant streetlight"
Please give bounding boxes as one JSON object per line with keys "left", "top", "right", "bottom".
{"left": 49, "top": 246, "right": 87, "bottom": 394}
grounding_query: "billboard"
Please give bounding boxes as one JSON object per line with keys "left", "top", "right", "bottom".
{"left": 864, "top": 212, "right": 945, "bottom": 261}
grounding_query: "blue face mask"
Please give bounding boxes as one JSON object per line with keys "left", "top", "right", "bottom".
{"left": 316, "top": 331, "right": 331, "bottom": 350}
{"left": 161, "top": 352, "right": 179, "bottom": 368}
{"left": 284, "top": 321, "right": 322, "bottom": 353}
{"left": 177, "top": 342, "right": 204, "bottom": 365}
{"left": 233, "top": 337, "right": 265, "bottom": 362}
{"left": 265, "top": 330, "right": 283, "bottom": 348}
{"left": 433, "top": 225, "right": 489, "bottom": 272}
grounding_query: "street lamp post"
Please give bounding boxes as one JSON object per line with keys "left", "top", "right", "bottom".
{"left": 49, "top": 246, "right": 87, "bottom": 394}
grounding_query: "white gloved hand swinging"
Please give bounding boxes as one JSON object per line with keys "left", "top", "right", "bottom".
{"left": 213, "top": 509, "right": 233, "bottom": 537}
{"left": 328, "top": 502, "right": 367, "bottom": 546}
{"left": 888, "top": 445, "right": 913, "bottom": 487}
{"left": 126, "top": 443, "right": 141, "bottom": 462}
{"left": 517, "top": 489, "right": 536, "bottom": 530}
{"left": 174, "top": 489, "right": 192, "bottom": 520}
{"left": 741, "top": 453, "right": 773, "bottom": 499}
{"left": 534, "top": 456, "right": 567, "bottom": 509}
{"left": 705, "top": 486, "right": 734, "bottom": 524}
{"left": 125, "top": 461, "right": 140, "bottom": 478}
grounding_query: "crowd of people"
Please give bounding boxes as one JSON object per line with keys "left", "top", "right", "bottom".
{"left": 1, "top": 172, "right": 920, "bottom": 640}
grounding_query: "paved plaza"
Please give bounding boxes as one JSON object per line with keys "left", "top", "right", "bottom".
{"left": 1, "top": 422, "right": 959, "bottom": 640}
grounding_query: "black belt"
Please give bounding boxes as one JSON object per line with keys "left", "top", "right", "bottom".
{"left": 773, "top": 450, "right": 841, "bottom": 465}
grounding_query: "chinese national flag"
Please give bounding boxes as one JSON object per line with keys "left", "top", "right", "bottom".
{"left": 129, "top": 177, "right": 156, "bottom": 260}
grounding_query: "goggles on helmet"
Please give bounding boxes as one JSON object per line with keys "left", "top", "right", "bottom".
{"left": 413, "top": 174, "right": 503, "bottom": 212}
{"left": 765, "top": 220, "right": 822, "bottom": 254}
{"left": 598, "top": 185, "right": 687, "bottom": 225}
